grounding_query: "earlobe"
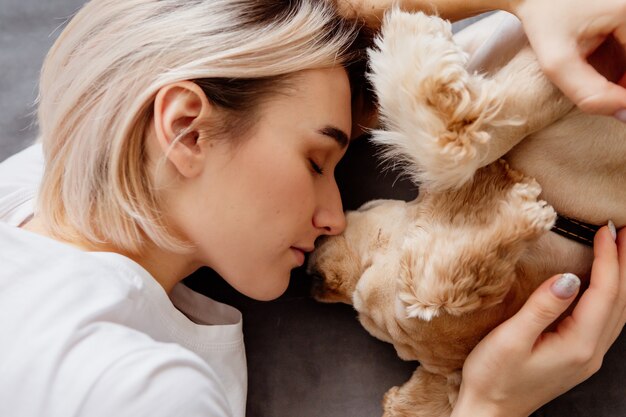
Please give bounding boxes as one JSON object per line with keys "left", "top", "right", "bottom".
{"left": 153, "top": 81, "right": 212, "bottom": 178}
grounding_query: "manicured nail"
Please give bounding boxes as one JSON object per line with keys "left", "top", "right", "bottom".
{"left": 551, "top": 273, "right": 581, "bottom": 299}
{"left": 614, "top": 108, "right": 626, "bottom": 123}
{"left": 608, "top": 220, "right": 617, "bottom": 241}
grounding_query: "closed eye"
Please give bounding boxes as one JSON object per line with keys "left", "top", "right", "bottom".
{"left": 309, "top": 158, "right": 324, "bottom": 175}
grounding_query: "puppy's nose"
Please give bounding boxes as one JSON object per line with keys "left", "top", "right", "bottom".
{"left": 306, "top": 261, "right": 324, "bottom": 283}
{"left": 309, "top": 269, "right": 325, "bottom": 286}
{"left": 314, "top": 235, "right": 330, "bottom": 249}
{"left": 307, "top": 266, "right": 327, "bottom": 296}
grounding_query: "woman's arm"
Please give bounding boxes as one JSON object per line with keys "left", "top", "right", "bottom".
{"left": 335, "top": 0, "right": 512, "bottom": 25}
{"left": 451, "top": 224, "right": 625, "bottom": 417}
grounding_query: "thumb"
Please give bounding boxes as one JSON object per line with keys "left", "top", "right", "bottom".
{"left": 529, "top": 28, "right": 626, "bottom": 116}
{"left": 507, "top": 273, "right": 581, "bottom": 346}
{"left": 546, "top": 51, "right": 626, "bottom": 115}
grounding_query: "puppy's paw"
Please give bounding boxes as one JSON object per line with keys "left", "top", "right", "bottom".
{"left": 383, "top": 385, "right": 400, "bottom": 414}
{"left": 383, "top": 368, "right": 453, "bottom": 417}
{"left": 510, "top": 177, "right": 542, "bottom": 201}
{"left": 397, "top": 246, "right": 507, "bottom": 321}
{"left": 404, "top": 303, "right": 443, "bottom": 321}
{"left": 507, "top": 180, "right": 557, "bottom": 234}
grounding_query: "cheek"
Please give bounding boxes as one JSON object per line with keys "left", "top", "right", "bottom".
{"left": 193, "top": 144, "right": 316, "bottom": 299}
{"left": 211, "top": 151, "right": 312, "bottom": 233}
{"left": 241, "top": 134, "right": 328, "bottom": 224}
{"left": 240, "top": 161, "right": 315, "bottom": 239}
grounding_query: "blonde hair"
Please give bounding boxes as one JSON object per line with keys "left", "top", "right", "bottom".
{"left": 37, "top": 0, "right": 364, "bottom": 254}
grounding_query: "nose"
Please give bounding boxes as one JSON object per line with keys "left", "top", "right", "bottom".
{"left": 312, "top": 180, "right": 346, "bottom": 236}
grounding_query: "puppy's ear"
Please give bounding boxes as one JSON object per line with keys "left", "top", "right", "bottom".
{"left": 396, "top": 239, "right": 516, "bottom": 321}
{"left": 368, "top": 10, "right": 522, "bottom": 191}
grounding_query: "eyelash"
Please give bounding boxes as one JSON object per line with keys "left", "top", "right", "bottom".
{"left": 309, "top": 159, "right": 324, "bottom": 175}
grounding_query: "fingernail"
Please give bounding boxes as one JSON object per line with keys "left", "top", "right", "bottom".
{"left": 608, "top": 220, "right": 617, "bottom": 241}
{"left": 551, "top": 273, "right": 581, "bottom": 299}
{"left": 614, "top": 108, "right": 626, "bottom": 123}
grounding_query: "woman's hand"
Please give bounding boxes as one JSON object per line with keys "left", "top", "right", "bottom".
{"left": 451, "top": 224, "right": 625, "bottom": 417}
{"left": 334, "top": 0, "right": 626, "bottom": 118}
{"left": 510, "top": 0, "right": 626, "bottom": 118}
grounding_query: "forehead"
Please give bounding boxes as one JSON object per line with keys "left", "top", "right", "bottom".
{"left": 346, "top": 200, "right": 410, "bottom": 236}
{"left": 267, "top": 67, "right": 352, "bottom": 138}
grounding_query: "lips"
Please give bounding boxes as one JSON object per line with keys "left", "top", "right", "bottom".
{"left": 290, "top": 246, "right": 314, "bottom": 266}
{"left": 293, "top": 245, "right": 315, "bottom": 253}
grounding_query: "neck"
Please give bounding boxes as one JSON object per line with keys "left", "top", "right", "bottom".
{"left": 21, "top": 215, "right": 199, "bottom": 293}
{"left": 125, "top": 248, "right": 201, "bottom": 293}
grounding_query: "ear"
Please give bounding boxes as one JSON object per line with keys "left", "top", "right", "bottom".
{"left": 396, "top": 231, "right": 519, "bottom": 322}
{"left": 153, "top": 81, "right": 212, "bottom": 178}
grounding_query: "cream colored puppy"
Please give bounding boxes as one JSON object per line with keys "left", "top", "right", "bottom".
{"left": 308, "top": 9, "right": 626, "bottom": 417}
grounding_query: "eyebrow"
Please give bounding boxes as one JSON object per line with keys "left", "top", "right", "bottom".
{"left": 317, "top": 126, "right": 349, "bottom": 149}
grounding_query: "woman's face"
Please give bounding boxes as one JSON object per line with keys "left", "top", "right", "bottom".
{"left": 180, "top": 67, "right": 352, "bottom": 300}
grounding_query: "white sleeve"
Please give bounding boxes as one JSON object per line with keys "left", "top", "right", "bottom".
{"left": 78, "top": 346, "right": 235, "bottom": 417}
{"left": 0, "top": 143, "right": 44, "bottom": 191}
{"left": 453, "top": 11, "right": 527, "bottom": 74}
{"left": 0, "top": 143, "right": 43, "bottom": 224}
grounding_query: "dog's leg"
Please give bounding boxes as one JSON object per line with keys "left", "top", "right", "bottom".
{"left": 397, "top": 161, "right": 556, "bottom": 320}
{"left": 383, "top": 367, "right": 454, "bottom": 417}
{"left": 445, "top": 371, "right": 462, "bottom": 409}
{"left": 481, "top": 47, "right": 574, "bottom": 162}
{"left": 368, "top": 10, "right": 573, "bottom": 191}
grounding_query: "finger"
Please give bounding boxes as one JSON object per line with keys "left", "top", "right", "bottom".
{"left": 586, "top": 34, "right": 626, "bottom": 86}
{"left": 612, "top": 226, "right": 626, "bottom": 302}
{"left": 613, "top": 24, "right": 626, "bottom": 108}
{"left": 530, "top": 29, "right": 626, "bottom": 116}
{"left": 570, "top": 226, "right": 620, "bottom": 345}
{"left": 614, "top": 22, "right": 626, "bottom": 58}
{"left": 550, "top": 56, "right": 626, "bottom": 115}
{"left": 597, "top": 226, "right": 626, "bottom": 349}
{"left": 504, "top": 273, "right": 580, "bottom": 348}
{"left": 616, "top": 226, "right": 626, "bottom": 321}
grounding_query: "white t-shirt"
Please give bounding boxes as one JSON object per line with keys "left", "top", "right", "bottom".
{"left": 0, "top": 145, "right": 247, "bottom": 417}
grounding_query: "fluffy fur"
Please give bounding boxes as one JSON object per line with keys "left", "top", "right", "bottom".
{"left": 308, "top": 10, "right": 626, "bottom": 417}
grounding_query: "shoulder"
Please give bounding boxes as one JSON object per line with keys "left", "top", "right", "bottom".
{"left": 0, "top": 143, "right": 43, "bottom": 191}
{"left": 79, "top": 344, "right": 234, "bottom": 417}
{"left": 0, "top": 143, "right": 43, "bottom": 224}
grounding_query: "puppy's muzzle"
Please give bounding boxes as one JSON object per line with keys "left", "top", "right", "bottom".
{"left": 306, "top": 262, "right": 327, "bottom": 299}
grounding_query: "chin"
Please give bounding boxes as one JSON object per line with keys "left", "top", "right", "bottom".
{"left": 239, "top": 271, "right": 291, "bottom": 301}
